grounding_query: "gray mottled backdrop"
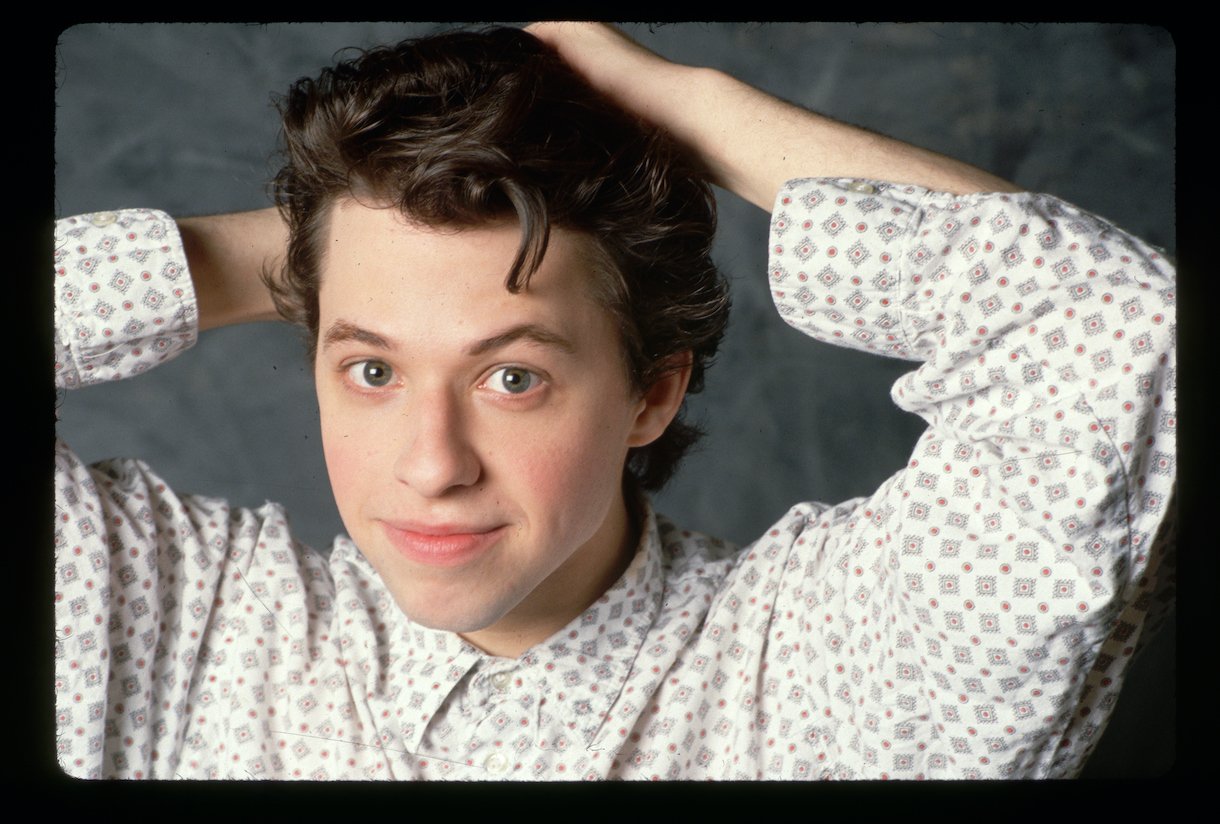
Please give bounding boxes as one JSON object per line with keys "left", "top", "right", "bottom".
{"left": 54, "top": 22, "right": 1175, "bottom": 777}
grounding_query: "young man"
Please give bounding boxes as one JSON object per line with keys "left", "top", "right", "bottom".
{"left": 54, "top": 24, "right": 1176, "bottom": 779}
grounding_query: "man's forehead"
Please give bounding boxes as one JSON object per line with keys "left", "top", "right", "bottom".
{"left": 320, "top": 200, "right": 611, "bottom": 323}
{"left": 321, "top": 197, "right": 612, "bottom": 299}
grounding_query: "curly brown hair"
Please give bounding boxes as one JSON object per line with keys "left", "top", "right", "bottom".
{"left": 266, "top": 26, "right": 729, "bottom": 491}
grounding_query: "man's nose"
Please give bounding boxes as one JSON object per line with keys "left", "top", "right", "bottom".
{"left": 393, "top": 389, "right": 481, "bottom": 497}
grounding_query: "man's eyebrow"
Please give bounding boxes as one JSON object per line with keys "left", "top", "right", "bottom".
{"left": 320, "top": 319, "right": 576, "bottom": 357}
{"left": 321, "top": 320, "right": 395, "bottom": 351}
{"left": 464, "top": 324, "right": 576, "bottom": 357}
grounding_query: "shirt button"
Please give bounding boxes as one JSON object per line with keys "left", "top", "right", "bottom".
{"left": 490, "top": 672, "right": 511, "bottom": 692}
{"left": 90, "top": 211, "right": 118, "bottom": 227}
{"left": 847, "top": 181, "right": 877, "bottom": 194}
{"left": 484, "top": 752, "right": 510, "bottom": 774}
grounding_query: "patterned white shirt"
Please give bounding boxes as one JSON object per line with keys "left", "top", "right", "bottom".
{"left": 54, "top": 178, "right": 1176, "bottom": 780}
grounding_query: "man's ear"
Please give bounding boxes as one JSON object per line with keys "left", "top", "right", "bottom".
{"left": 626, "top": 353, "right": 693, "bottom": 448}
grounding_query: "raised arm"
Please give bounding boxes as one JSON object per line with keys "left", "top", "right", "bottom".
{"left": 178, "top": 208, "right": 285, "bottom": 331}
{"left": 532, "top": 22, "right": 1177, "bottom": 778}
{"left": 54, "top": 206, "right": 286, "bottom": 394}
{"left": 526, "top": 22, "right": 1020, "bottom": 207}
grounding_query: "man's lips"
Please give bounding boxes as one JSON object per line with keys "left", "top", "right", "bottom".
{"left": 378, "top": 520, "right": 508, "bottom": 567}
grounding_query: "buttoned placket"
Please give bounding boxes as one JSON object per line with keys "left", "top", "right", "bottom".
{"left": 330, "top": 547, "right": 487, "bottom": 775}
{"left": 464, "top": 660, "right": 533, "bottom": 776}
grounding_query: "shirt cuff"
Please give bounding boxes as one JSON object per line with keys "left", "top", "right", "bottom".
{"left": 766, "top": 178, "right": 927, "bottom": 358}
{"left": 54, "top": 208, "right": 199, "bottom": 389}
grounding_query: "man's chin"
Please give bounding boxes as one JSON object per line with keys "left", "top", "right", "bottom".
{"left": 392, "top": 592, "right": 510, "bottom": 637}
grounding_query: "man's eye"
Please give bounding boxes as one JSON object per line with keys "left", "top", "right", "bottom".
{"left": 347, "top": 360, "right": 394, "bottom": 389}
{"left": 486, "top": 366, "right": 538, "bottom": 395}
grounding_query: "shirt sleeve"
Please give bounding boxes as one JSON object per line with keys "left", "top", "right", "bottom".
{"left": 766, "top": 178, "right": 1175, "bottom": 777}
{"left": 52, "top": 209, "right": 307, "bottom": 779}
{"left": 54, "top": 209, "right": 197, "bottom": 389}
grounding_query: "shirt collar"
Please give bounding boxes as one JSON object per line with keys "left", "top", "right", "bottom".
{"left": 524, "top": 500, "right": 664, "bottom": 745}
{"left": 333, "top": 500, "right": 666, "bottom": 751}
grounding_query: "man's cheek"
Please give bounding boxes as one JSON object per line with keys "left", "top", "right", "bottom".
{"left": 320, "top": 425, "right": 373, "bottom": 520}
{"left": 528, "top": 433, "right": 622, "bottom": 529}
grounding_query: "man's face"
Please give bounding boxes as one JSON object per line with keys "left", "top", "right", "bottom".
{"left": 314, "top": 199, "right": 681, "bottom": 657}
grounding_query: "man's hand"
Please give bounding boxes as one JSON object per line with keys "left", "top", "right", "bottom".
{"left": 178, "top": 208, "right": 286, "bottom": 331}
{"left": 525, "top": 23, "right": 678, "bottom": 122}
{"left": 526, "top": 22, "right": 1018, "bottom": 208}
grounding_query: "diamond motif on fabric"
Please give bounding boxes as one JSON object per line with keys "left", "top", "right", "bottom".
{"left": 909, "top": 243, "right": 934, "bottom": 265}
{"left": 816, "top": 266, "right": 841, "bottom": 288}
{"left": 1051, "top": 257, "right": 1078, "bottom": 281}
{"left": 1069, "top": 282, "right": 1093, "bottom": 302}
{"left": 845, "top": 241, "right": 870, "bottom": 266}
{"left": 159, "top": 260, "right": 183, "bottom": 282}
{"left": 845, "top": 290, "right": 869, "bottom": 313}
{"left": 800, "top": 189, "right": 825, "bottom": 211}
{"left": 794, "top": 236, "right": 817, "bottom": 261}
{"left": 1088, "top": 243, "right": 1111, "bottom": 262}
{"left": 875, "top": 221, "right": 902, "bottom": 243}
{"left": 958, "top": 236, "right": 981, "bottom": 258}
{"left": 108, "top": 270, "right": 132, "bottom": 294}
{"left": 822, "top": 213, "right": 846, "bottom": 236}
{"left": 141, "top": 288, "right": 165, "bottom": 310}
{"left": 1000, "top": 244, "right": 1025, "bottom": 269}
